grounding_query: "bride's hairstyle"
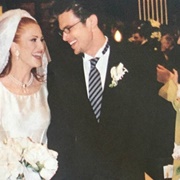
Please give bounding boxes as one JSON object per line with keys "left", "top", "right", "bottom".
{"left": 1, "top": 17, "right": 45, "bottom": 81}
{"left": 0, "top": 9, "right": 50, "bottom": 81}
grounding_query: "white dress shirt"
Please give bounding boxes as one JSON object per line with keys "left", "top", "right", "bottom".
{"left": 83, "top": 37, "right": 110, "bottom": 97}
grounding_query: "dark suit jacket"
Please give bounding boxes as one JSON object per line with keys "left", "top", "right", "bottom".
{"left": 47, "top": 41, "right": 147, "bottom": 180}
{"left": 124, "top": 41, "right": 176, "bottom": 180}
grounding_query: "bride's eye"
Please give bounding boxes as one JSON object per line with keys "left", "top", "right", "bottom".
{"left": 41, "top": 37, "right": 45, "bottom": 42}
{"left": 31, "top": 38, "right": 37, "bottom": 42}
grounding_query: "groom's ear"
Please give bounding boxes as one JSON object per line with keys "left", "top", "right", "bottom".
{"left": 86, "top": 14, "right": 98, "bottom": 29}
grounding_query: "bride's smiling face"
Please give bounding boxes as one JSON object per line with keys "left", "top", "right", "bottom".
{"left": 13, "top": 18, "right": 45, "bottom": 69}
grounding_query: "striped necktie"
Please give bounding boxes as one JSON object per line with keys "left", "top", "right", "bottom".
{"left": 88, "top": 43, "right": 109, "bottom": 122}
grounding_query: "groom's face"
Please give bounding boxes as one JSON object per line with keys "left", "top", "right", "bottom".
{"left": 58, "top": 10, "right": 94, "bottom": 55}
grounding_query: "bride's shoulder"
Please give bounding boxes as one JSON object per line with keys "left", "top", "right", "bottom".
{"left": 0, "top": 76, "right": 10, "bottom": 87}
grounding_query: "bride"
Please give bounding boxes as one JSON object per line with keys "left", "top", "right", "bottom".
{"left": 0, "top": 9, "right": 57, "bottom": 179}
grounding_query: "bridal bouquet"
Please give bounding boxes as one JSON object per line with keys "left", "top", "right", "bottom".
{"left": 0, "top": 137, "right": 58, "bottom": 180}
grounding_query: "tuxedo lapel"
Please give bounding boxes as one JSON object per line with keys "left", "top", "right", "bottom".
{"left": 74, "top": 60, "right": 87, "bottom": 97}
{"left": 102, "top": 48, "right": 120, "bottom": 97}
{"left": 73, "top": 58, "right": 97, "bottom": 122}
{"left": 100, "top": 44, "right": 130, "bottom": 123}
{"left": 103, "top": 42, "right": 130, "bottom": 93}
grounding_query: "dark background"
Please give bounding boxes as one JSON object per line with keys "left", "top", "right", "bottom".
{"left": 0, "top": 0, "right": 179, "bottom": 25}
{"left": 0, "top": 0, "right": 179, "bottom": 55}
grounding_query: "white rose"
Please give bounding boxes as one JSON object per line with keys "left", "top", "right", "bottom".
{"left": 23, "top": 144, "right": 43, "bottom": 170}
{"left": 8, "top": 162, "right": 24, "bottom": 180}
{"left": 0, "top": 166, "right": 11, "bottom": 179}
{"left": 116, "top": 63, "right": 128, "bottom": 80}
{"left": 0, "top": 146, "right": 23, "bottom": 179}
{"left": 24, "top": 142, "right": 58, "bottom": 169}
{"left": 40, "top": 168, "right": 56, "bottom": 180}
{"left": 17, "top": 137, "right": 34, "bottom": 149}
{"left": 109, "top": 63, "right": 128, "bottom": 88}
{"left": 39, "top": 150, "right": 58, "bottom": 179}
{"left": 23, "top": 166, "right": 41, "bottom": 180}
{"left": 49, "top": 149, "right": 58, "bottom": 159}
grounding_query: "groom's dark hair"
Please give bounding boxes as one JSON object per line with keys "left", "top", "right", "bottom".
{"left": 53, "top": 0, "right": 105, "bottom": 24}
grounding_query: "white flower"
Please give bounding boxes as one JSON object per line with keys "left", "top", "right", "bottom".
{"left": 39, "top": 150, "right": 58, "bottom": 180}
{"left": 0, "top": 140, "right": 24, "bottom": 179}
{"left": 23, "top": 141, "right": 58, "bottom": 180}
{"left": 172, "top": 143, "right": 180, "bottom": 160}
{"left": 0, "top": 137, "right": 58, "bottom": 180}
{"left": 23, "top": 166, "right": 41, "bottom": 180}
{"left": 109, "top": 62, "right": 128, "bottom": 88}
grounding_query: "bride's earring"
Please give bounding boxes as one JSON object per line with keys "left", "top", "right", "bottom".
{"left": 15, "top": 50, "right": 19, "bottom": 60}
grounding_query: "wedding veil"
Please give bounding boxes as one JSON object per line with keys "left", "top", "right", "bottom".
{"left": 0, "top": 9, "right": 50, "bottom": 75}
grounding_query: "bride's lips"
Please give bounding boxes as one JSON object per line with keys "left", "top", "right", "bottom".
{"left": 32, "top": 53, "right": 43, "bottom": 60}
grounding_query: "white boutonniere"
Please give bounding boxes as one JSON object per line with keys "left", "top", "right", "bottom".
{"left": 109, "top": 62, "right": 128, "bottom": 88}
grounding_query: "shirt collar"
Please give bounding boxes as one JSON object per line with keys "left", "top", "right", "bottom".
{"left": 83, "top": 36, "right": 108, "bottom": 61}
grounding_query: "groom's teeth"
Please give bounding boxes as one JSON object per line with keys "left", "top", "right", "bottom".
{"left": 70, "top": 40, "right": 76, "bottom": 45}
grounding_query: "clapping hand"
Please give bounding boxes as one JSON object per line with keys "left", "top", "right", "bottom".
{"left": 157, "top": 64, "right": 178, "bottom": 84}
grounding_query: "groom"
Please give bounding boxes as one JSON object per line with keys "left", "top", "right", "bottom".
{"left": 47, "top": 0, "right": 149, "bottom": 179}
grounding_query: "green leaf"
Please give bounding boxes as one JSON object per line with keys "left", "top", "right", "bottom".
{"left": 176, "top": 166, "right": 180, "bottom": 175}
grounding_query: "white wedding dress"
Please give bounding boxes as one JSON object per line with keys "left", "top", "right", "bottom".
{"left": 0, "top": 82, "right": 50, "bottom": 180}
{"left": 0, "top": 82, "right": 50, "bottom": 144}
